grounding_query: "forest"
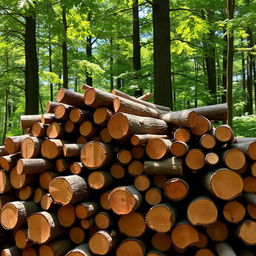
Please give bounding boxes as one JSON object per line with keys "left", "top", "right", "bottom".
{"left": 0, "top": 0, "right": 255, "bottom": 141}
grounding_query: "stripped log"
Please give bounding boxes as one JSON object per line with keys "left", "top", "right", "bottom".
{"left": 138, "top": 92, "right": 152, "bottom": 101}
{"left": 4, "top": 135, "right": 29, "bottom": 154}
{"left": 21, "top": 137, "right": 43, "bottom": 159}
{"left": 215, "top": 242, "right": 237, "bottom": 256}
{"left": 57, "top": 88, "right": 85, "bottom": 108}
{"left": 20, "top": 115, "right": 41, "bottom": 129}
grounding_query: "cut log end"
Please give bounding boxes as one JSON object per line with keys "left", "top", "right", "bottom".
{"left": 146, "top": 138, "right": 171, "bottom": 160}
{"left": 185, "top": 149, "right": 205, "bottom": 171}
{"left": 214, "top": 125, "right": 234, "bottom": 143}
{"left": 205, "top": 152, "right": 219, "bottom": 166}
{"left": 58, "top": 205, "right": 75, "bottom": 227}
{"left": 238, "top": 220, "right": 256, "bottom": 245}
{"left": 170, "top": 141, "right": 188, "bottom": 157}
{"left": 116, "top": 239, "right": 145, "bottom": 256}
{"left": 206, "top": 220, "right": 228, "bottom": 242}
{"left": 164, "top": 178, "right": 189, "bottom": 201}
{"left": 1, "top": 203, "right": 18, "bottom": 229}
{"left": 145, "top": 187, "right": 162, "bottom": 205}
{"left": 191, "top": 116, "right": 212, "bottom": 136}
{"left": 223, "top": 201, "right": 246, "bottom": 223}
{"left": 224, "top": 148, "right": 246, "bottom": 171}
{"left": 107, "top": 113, "right": 129, "bottom": 139}
{"left": 199, "top": 134, "right": 216, "bottom": 149}
{"left": 151, "top": 232, "right": 172, "bottom": 252}
{"left": 174, "top": 128, "right": 190, "bottom": 143}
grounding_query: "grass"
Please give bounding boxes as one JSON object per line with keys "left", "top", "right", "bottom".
{"left": 233, "top": 115, "right": 256, "bottom": 137}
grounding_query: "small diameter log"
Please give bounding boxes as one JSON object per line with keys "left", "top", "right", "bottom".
{"left": 39, "top": 171, "right": 58, "bottom": 190}
{"left": 151, "top": 232, "right": 172, "bottom": 252}
{"left": 76, "top": 136, "right": 88, "bottom": 144}
{"left": 144, "top": 157, "right": 183, "bottom": 176}
{"left": 32, "top": 122, "right": 48, "bottom": 137}
{"left": 70, "top": 162, "right": 86, "bottom": 175}
{"left": 33, "top": 187, "right": 45, "bottom": 204}
{"left": 0, "top": 170, "right": 13, "bottom": 194}
{"left": 0, "top": 194, "right": 15, "bottom": 209}
{"left": 199, "top": 134, "right": 216, "bottom": 150}
{"left": 1, "top": 247, "right": 21, "bottom": 256}
{"left": 47, "top": 122, "right": 65, "bottom": 139}
{"left": 117, "top": 149, "right": 132, "bottom": 164}
{"left": 223, "top": 148, "right": 246, "bottom": 171}
{"left": 130, "top": 134, "right": 168, "bottom": 146}
{"left": 70, "top": 226, "right": 86, "bottom": 244}
{"left": 145, "top": 187, "right": 162, "bottom": 205}
{"left": 95, "top": 212, "right": 112, "bottom": 229}
{"left": 174, "top": 128, "right": 191, "bottom": 143}
{"left": 170, "top": 141, "right": 189, "bottom": 157}
{"left": 187, "top": 197, "right": 218, "bottom": 226}
{"left": 243, "top": 176, "right": 256, "bottom": 192}
{"left": 65, "top": 244, "right": 92, "bottom": 256}
{"left": 195, "top": 248, "right": 215, "bottom": 256}
{"left": 17, "top": 185, "right": 34, "bottom": 200}
{"left": 146, "top": 250, "right": 167, "bottom": 256}
{"left": 75, "top": 202, "right": 99, "bottom": 219}
{"left": 69, "top": 108, "right": 91, "bottom": 124}
{"left": 41, "top": 113, "right": 57, "bottom": 124}
{"left": 191, "top": 116, "right": 212, "bottom": 136}
{"left": 160, "top": 110, "right": 198, "bottom": 128}
{"left": 64, "top": 120, "right": 78, "bottom": 134}
{"left": 215, "top": 243, "right": 237, "bottom": 256}
{"left": 203, "top": 169, "right": 243, "bottom": 200}
{"left": 138, "top": 92, "right": 152, "bottom": 101}
{"left": 116, "top": 238, "right": 145, "bottom": 256}
{"left": 110, "top": 163, "right": 125, "bottom": 179}
{"left": 41, "top": 139, "right": 68, "bottom": 159}
{"left": 80, "top": 218, "right": 94, "bottom": 230}
{"left": 154, "top": 175, "right": 168, "bottom": 188}
{"left": 89, "top": 230, "right": 117, "bottom": 255}
{"left": 4, "top": 135, "right": 30, "bottom": 154}
{"left": 213, "top": 124, "right": 234, "bottom": 143}
{"left": 1, "top": 201, "right": 38, "bottom": 230}
{"left": 250, "top": 162, "right": 256, "bottom": 177}
{"left": 22, "top": 247, "right": 37, "bottom": 256}
{"left": 93, "top": 107, "right": 113, "bottom": 126}
{"left": 231, "top": 141, "right": 256, "bottom": 160}
{"left": 56, "top": 158, "right": 73, "bottom": 173}
{"left": 81, "top": 141, "right": 114, "bottom": 169}
{"left": 15, "top": 229, "right": 33, "bottom": 249}
{"left": 171, "top": 222, "right": 199, "bottom": 250}
{"left": 63, "top": 144, "right": 83, "bottom": 157}
{"left": 54, "top": 104, "right": 74, "bottom": 121}
{"left": 0, "top": 146, "right": 8, "bottom": 157}
{"left": 237, "top": 220, "right": 256, "bottom": 245}
{"left": 108, "top": 113, "right": 168, "bottom": 140}
{"left": 108, "top": 186, "right": 142, "bottom": 215}
{"left": 79, "top": 121, "right": 98, "bottom": 137}
{"left": 57, "top": 205, "right": 75, "bottom": 227}
{"left": 205, "top": 152, "right": 219, "bottom": 166}
{"left": 146, "top": 203, "right": 176, "bottom": 232}
{"left": 39, "top": 239, "right": 73, "bottom": 256}
{"left": 17, "top": 158, "right": 54, "bottom": 175}
{"left": 28, "top": 212, "right": 63, "bottom": 244}
{"left": 131, "top": 146, "right": 145, "bottom": 159}
{"left": 88, "top": 171, "right": 113, "bottom": 190}
{"left": 118, "top": 212, "right": 146, "bottom": 237}
{"left": 134, "top": 175, "right": 151, "bottom": 192}
{"left": 57, "top": 88, "right": 85, "bottom": 108}
{"left": 20, "top": 114, "right": 41, "bottom": 129}
{"left": 223, "top": 201, "right": 246, "bottom": 223}
{"left": 164, "top": 178, "right": 189, "bottom": 201}
{"left": 194, "top": 233, "right": 208, "bottom": 249}
{"left": 146, "top": 138, "right": 172, "bottom": 160}
{"left": 128, "top": 160, "right": 144, "bottom": 176}
{"left": 40, "top": 194, "right": 57, "bottom": 211}
{"left": 49, "top": 175, "right": 88, "bottom": 205}
{"left": 247, "top": 204, "right": 256, "bottom": 219}
{"left": 206, "top": 220, "right": 228, "bottom": 242}
{"left": 46, "top": 101, "right": 61, "bottom": 113}
{"left": 99, "top": 128, "right": 112, "bottom": 143}
{"left": 185, "top": 149, "right": 205, "bottom": 171}
{"left": 21, "top": 137, "right": 43, "bottom": 159}
{"left": 0, "top": 153, "right": 20, "bottom": 171}
{"left": 100, "top": 191, "right": 111, "bottom": 210}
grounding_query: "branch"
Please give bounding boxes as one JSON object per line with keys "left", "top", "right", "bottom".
{"left": 169, "top": 7, "right": 202, "bottom": 15}
{"left": 112, "top": 2, "right": 147, "bottom": 15}
{"left": 0, "top": 5, "right": 25, "bottom": 26}
{"left": 171, "top": 72, "right": 207, "bottom": 85}
{"left": 145, "top": 0, "right": 154, "bottom": 5}
{"left": 234, "top": 47, "right": 256, "bottom": 52}
{"left": 171, "top": 38, "right": 203, "bottom": 49}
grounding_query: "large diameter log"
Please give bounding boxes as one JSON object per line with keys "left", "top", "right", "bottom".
{"left": 206, "top": 220, "right": 228, "bottom": 242}
{"left": 215, "top": 243, "right": 237, "bottom": 256}
{"left": 146, "top": 138, "right": 172, "bottom": 160}
{"left": 231, "top": 141, "right": 256, "bottom": 160}
{"left": 81, "top": 141, "right": 114, "bottom": 169}
{"left": 16, "top": 158, "right": 54, "bottom": 175}
{"left": 160, "top": 110, "right": 198, "bottom": 128}
{"left": 144, "top": 157, "right": 183, "bottom": 176}
{"left": 116, "top": 238, "right": 145, "bottom": 256}
{"left": 49, "top": 175, "right": 89, "bottom": 205}
{"left": 191, "top": 116, "right": 212, "bottom": 136}
{"left": 21, "top": 137, "right": 43, "bottom": 159}
{"left": 151, "top": 232, "right": 172, "bottom": 252}
{"left": 20, "top": 114, "right": 41, "bottom": 129}
{"left": 41, "top": 139, "right": 69, "bottom": 159}
{"left": 0, "top": 153, "right": 20, "bottom": 171}
{"left": 57, "top": 205, "right": 75, "bottom": 227}
{"left": 223, "top": 201, "right": 246, "bottom": 223}
{"left": 1, "top": 201, "right": 38, "bottom": 230}
{"left": 108, "top": 186, "right": 142, "bottom": 215}
{"left": 130, "top": 134, "right": 168, "bottom": 146}
{"left": 223, "top": 148, "right": 246, "bottom": 171}
{"left": 108, "top": 112, "right": 168, "bottom": 140}
{"left": 65, "top": 244, "right": 92, "bottom": 256}
{"left": 14, "top": 229, "right": 33, "bottom": 249}
{"left": 164, "top": 178, "right": 189, "bottom": 201}
{"left": 31, "top": 122, "right": 48, "bottom": 137}
{"left": 146, "top": 203, "right": 176, "bottom": 232}
{"left": 39, "top": 239, "right": 73, "bottom": 256}
{"left": 28, "top": 212, "right": 63, "bottom": 244}
{"left": 213, "top": 124, "right": 234, "bottom": 143}
{"left": 203, "top": 169, "right": 243, "bottom": 200}
{"left": 4, "top": 135, "right": 29, "bottom": 154}
{"left": 0, "top": 170, "right": 13, "bottom": 194}
{"left": 57, "top": 88, "right": 85, "bottom": 108}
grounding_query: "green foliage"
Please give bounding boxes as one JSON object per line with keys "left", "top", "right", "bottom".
{"left": 233, "top": 115, "right": 256, "bottom": 137}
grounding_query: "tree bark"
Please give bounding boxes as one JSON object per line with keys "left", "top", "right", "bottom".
{"left": 222, "top": 30, "right": 227, "bottom": 103}
{"left": 86, "top": 14, "right": 93, "bottom": 87}
{"left": 62, "top": 5, "right": 68, "bottom": 89}
{"left": 49, "top": 33, "right": 53, "bottom": 101}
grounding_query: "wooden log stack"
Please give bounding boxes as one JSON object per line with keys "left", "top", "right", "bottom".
{"left": 0, "top": 86, "right": 255, "bottom": 256}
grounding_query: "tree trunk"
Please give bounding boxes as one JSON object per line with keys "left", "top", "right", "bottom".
{"left": 253, "top": 60, "right": 256, "bottom": 113}
{"left": 241, "top": 40, "right": 246, "bottom": 114}
{"left": 222, "top": 31, "right": 227, "bottom": 103}
{"left": 25, "top": 13, "right": 39, "bottom": 114}
{"left": 2, "top": 86, "right": 8, "bottom": 144}
{"left": 62, "top": 5, "right": 68, "bottom": 89}
{"left": 152, "top": 0, "right": 172, "bottom": 108}
{"left": 110, "top": 38, "right": 114, "bottom": 91}
{"left": 49, "top": 35, "right": 53, "bottom": 101}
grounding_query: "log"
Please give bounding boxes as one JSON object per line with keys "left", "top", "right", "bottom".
{"left": 65, "top": 244, "right": 92, "bottom": 256}
{"left": 16, "top": 158, "right": 54, "bottom": 175}
{"left": 28, "top": 212, "right": 63, "bottom": 244}
{"left": 38, "top": 239, "right": 73, "bottom": 256}
{"left": 243, "top": 176, "right": 256, "bottom": 192}
{"left": 1, "top": 201, "right": 38, "bottom": 230}
{"left": 57, "top": 88, "right": 85, "bottom": 108}
{"left": 88, "top": 171, "right": 113, "bottom": 190}
{"left": 41, "top": 139, "right": 68, "bottom": 159}
{"left": 146, "top": 138, "right": 172, "bottom": 160}
{"left": 145, "top": 187, "right": 162, "bottom": 206}
{"left": 131, "top": 146, "right": 145, "bottom": 159}
{"left": 99, "top": 128, "right": 112, "bottom": 143}
{"left": 250, "top": 162, "right": 256, "bottom": 177}
{"left": 0, "top": 153, "right": 20, "bottom": 171}
{"left": 69, "top": 108, "right": 91, "bottom": 124}
{"left": 164, "top": 178, "right": 189, "bottom": 201}
{"left": 100, "top": 191, "right": 111, "bottom": 210}
{"left": 80, "top": 218, "right": 94, "bottom": 230}
{"left": 231, "top": 142, "right": 256, "bottom": 160}
{"left": 199, "top": 134, "right": 216, "bottom": 150}
{"left": 185, "top": 149, "right": 205, "bottom": 171}
{"left": 195, "top": 248, "right": 215, "bottom": 256}
{"left": 76, "top": 135, "right": 88, "bottom": 144}
{"left": 154, "top": 175, "right": 168, "bottom": 188}
{"left": 46, "top": 101, "right": 61, "bottom": 113}
{"left": 57, "top": 205, "right": 75, "bottom": 227}
{"left": 33, "top": 187, "right": 44, "bottom": 204}
{"left": 56, "top": 158, "right": 73, "bottom": 173}
{"left": 1, "top": 247, "right": 21, "bottom": 256}
{"left": 146, "top": 203, "right": 176, "bottom": 232}
{"left": 0, "top": 146, "right": 8, "bottom": 157}
{"left": 174, "top": 128, "right": 191, "bottom": 143}
{"left": 14, "top": 229, "right": 33, "bottom": 249}
{"left": 108, "top": 113, "right": 168, "bottom": 140}
{"left": 138, "top": 92, "right": 152, "bottom": 101}
{"left": 39, "top": 171, "right": 58, "bottom": 190}
{"left": 108, "top": 186, "right": 142, "bottom": 215}
{"left": 40, "top": 194, "right": 56, "bottom": 211}
{"left": 134, "top": 175, "right": 151, "bottom": 192}
{"left": 49, "top": 175, "right": 89, "bottom": 205}
{"left": 215, "top": 242, "right": 237, "bottom": 256}
{"left": 203, "top": 169, "right": 243, "bottom": 200}
{"left": 47, "top": 122, "right": 65, "bottom": 139}
{"left": 63, "top": 144, "right": 83, "bottom": 157}
{"left": 194, "top": 232, "right": 208, "bottom": 249}
{"left": 69, "top": 226, "right": 85, "bottom": 244}
{"left": 41, "top": 113, "right": 57, "bottom": 124}
{"left": 116, "top": 238, "right": 145, "bottom": 256}
{"left": 223, "top": 148, "right": 246, "bottom": 171}
{"left": 64, "top": 120, "right": 78, "bottom": 134}
{"left": 10, "top": 168, "right": 36, "bottom": 190}
{"left": 82, "top": 84, "right": 92, "bottom": 91}
{"left": 54, "top": 104, "right": 74, "bottom": 121}
{"left": 110, "top": 163, "right": 125, "bottom": 179}
{"left": 22, "top": 247, "right": 37, "bottom": 256}
{"left": 31, "top": 122, "right": 48, "bottom": 137}
{"left": 117, "top": 149, "right": 132, "bottom": 164}
{"left": 213, "top": 124, "right": 234, "bottom": 143}
{"left": 95, "top": 212, "right": 112, "bottom": 229}
{"left": 4, "top": 135, "right": 29, "bottom": 154}
{"left": 191, "top": 116, "right": 212, "bottom": 136}
{"left": 79, "top": 121, "right": 97, "bottom": 137}
{"left": 75, "top": 202, "right": 99, "bottom": 219}
{"left": 128, "top": 160, "right": 144, "bottom": 176}
{"left": 130, "top": 134, "right": 168, "bottom": 146}
{"left": 20, "top": 115, "right": 41, "bottom": 129}
{"left": 187, "top": 197, "right": 218, "bottom": 226}
{"left": 93, "top": 107, "right": 113, "bottom": 126}
{"left": 70, "top": 162, "right": 86, "bottom": 175}
{"left": 247, "top": 204, "right": 256, "bottom": 219}
{"left": 151, "top": 232, "right": 172, "bottom": 252}
{"left": 206, "top": 220, "right": 228, "bottom": 242}
{"left": 237, "top": 220, "right": 256, "bottom": 245}
{"left": 223, "top": 200, "right": 245, "bottom": 223}
{"left": 81, "top": 141, "right": 114, "bottom": 169}
{"left": 146, "top": 250, "right": 167, "bottom": 256}
{"left": 144, "top": 157, "right": 183, "bottom": 176}
{"left": 205, "top": 152, "right": 219, "bottom": 166}
{"left": 17, "top": 185, "right": 34, "bottom": 200}
{"left": 0, "top": 194, "right": 15, "bottom": 209}
{"left": 0, "top": 170, "right": 13, "bottom": 194}
{"left": 21, "top": 137, "right": 43, "bottom": 159}
{"left": 170, "top": 141, "right": 189, "bottom": 157}
{"left": 118, "top": 212, "right": 146, "bottom": 237}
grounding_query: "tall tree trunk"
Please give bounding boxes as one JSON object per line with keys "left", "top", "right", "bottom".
{"left": 25, "top": 13, "right": 39, "bottom": 114}
{"left": 3, "top": 86, "right": 9, "bottom": 143}
{"left": 241, "top": 40, "right": 246, "bottom": 113}
{"left": 152, "top": 0, "right": 172, "bottom": 108}
{"left": 222, "top": 30, "right": 227, "bottom": 103}
{"left": 110, "top": 38, "right": 114, "bottom": 91}
{"left": 194, "top": 58, "right": 198, "bottom": 108}
{"left": 62, "top": 5, "right": 68, "bottom": 89}
{"left": 49, "top": 32, "right": 53, "bottom": 101}
{"left": 86, "top": 13, "right": 92, "bottom": 87}
{"left": 246, "top": 28, "right": 253, "bottom": 114}
{"left": 253, "top": 60, "right": 256, "bottom": 113}
{"left": 226, "top": 0, "right": 235, "bottom": 127}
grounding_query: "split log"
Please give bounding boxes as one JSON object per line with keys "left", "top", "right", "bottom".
{"left": 191, "top": 116, "right": 212, "bottom": 136}
{"left": 206, "top": 220, "right": 228, "bottom": 242}
{"left": 63, "top": 144, "right": 83, "bottom": 157}
{"left": 49, "top": 175, "right": 89, "bottom": 205}
{"left": 199, "top": 134, "right": 216, "bottom": 149}
{"left": 95, "top": 212, "right": 112, "bottom": 229}
{"left": 215, "top": 242, "right": 237, "bottom": 256}
{"left": 174, "top": 128, "right": 190, "bottom": 142}
{"left": 145, "top": 187, "right": 162, "bottom": 205}
{"left": 0, "top": 170, "right": 13, "bottom": 194}
{"left": 69, "top": 226, "right": 85, "bottom": 244}
{"left": 213, "top": 125, "right": 234, "bottom": 143}
{"left": 20, "top": 115, "right": 41, "bottom": 129}
{"left": 4, "top": 135, "right": 29, "bottom": 154}
{"left": 108, "top": 112, "right": 168, "bottom": 139}
{"left": 75, "top": 202, "right": 99, "bottom": 219}
{"left": 130, "top": 134, "right": 168, "bottom": 146}
{"left": 41, "top": 139, "right": 69, "bottom": 159}
{"left": 93, "top": 107, "right": 113, "bottom": 126}
{"left": 151, "top": 232, "right": 172, "bottom": 252}
{"left": 21, "top": 137, "right": 43, "bottom": 159}
{"left": 41, "top": 113, "right": 57, "bottom": 124}
{"left": 205, "top": 152, "right": 219, "bottom": 166}
{"left": 164, "top": 178, "right": 189, "bottom": 201}
{"left": 38, "top": 239, "right": 73, "bottom": 256}
{"left": 57, "top": 205, "right": 75, "bottom": 227}
{"left": 70, "top": 162, "right": 86, "bottom": 175}
{"left": 223, "top": 201, "right": 245, "bottom": 223}
{"left": 88, "top": 171, "right": 113, "bottom": 190}
{"left": 79, "top": 121, "right": 98, "bottom": 137}
{"left": 110, "top": 163, "right": 125, "bottom": 179}
{"left": 57, "top": 88, "right": 85, "bottom": 108}
{"left": 146, "top": 138, "right": 172, "bottom": 160}
{"left": 0, "top": 153, "right": 21, "bottom": 171}
{"left": 69, "top": 108, "right": 91, "bottom": 124}
{"left": 65, "top": 244, "right": 92, "bottom": 256}
{"left": 170, "top": 141, "right": 189, "bottom": 157}
{"left": 116, "top": 238, "right": 145, "bottom": 256}
{"left": 128, "top": 160, "right": 144, "bottom": 176}
{"left": 117, "top": 149, "right": 132, "bottom": 164}
{"left": 14, "top": 229, "right": 33, "bottom": 249}
{"left": 31, "top": 122, "right": 48, "bottom": 137}
{"left": 47, "top": 122, "right": 65, "bottom": 139}
{"left": 223, "top": 148, "right": 246, "bottom": 171}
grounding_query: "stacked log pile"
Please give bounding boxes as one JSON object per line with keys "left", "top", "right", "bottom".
{"left": 0, "top": 86, "right": 256, "bottom": 256}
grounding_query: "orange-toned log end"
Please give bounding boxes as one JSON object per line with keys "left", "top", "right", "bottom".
{"left": 99, "top": 128, "right": 112, "bottom": 144}
{"left": 210, "top": 169, "right": 243, "bottom": 200}
{"left": 238, "top": 220, "right": 256, "bottom": 245}
{"left": 70, "top": 226, "right": 85, "bottom": 244}
{"left": 41, "top": 140, "right": 62, "bottom": 159}
{"left": 247, "top": 204, "right": 256, "bottom": 219}
{"left": 164, "top": 178, "right": 189, "bottom": 201}
{"left": 128, "top": 160, "right": 144, "bottom": 176}
{"left": 151, "top": 232, "right": 172, "bottom": 252}
{"left": 80, "top": 218, "right": 94, "bottom": 230}
{"left": 14, "top": 229, "right": 32, "bottom": 249}
{"left": 88, "top": 171, "right": 113, "bottom": 190}
{"left": 187, "top": 198, "right": 218, "bottom": 226}
{"left": 171, "top": 223, "right": 199, "bottom": 250}
{"left": 205, "top": 152, "right": 219, "bottom": 166}
{"left": 57, "top": 205, "right": 75, "bottom": 227}
{"left": 206, "top": 220, "right": 228, "bottom": 242}
{"left": 243, "top": 176, "right": 256, "bottom": 192}
{"left": 223, "top": 148, "right": 246, "bottom": 171}
{"left": 223, "top": 201, "right": 246, "bottom": 223}
{"left": 21, "top": 137, "right": 42, "bottom": 159}
{"left": 84, "top": 88, "right": 97, "bottom": 105}
{"left": 248, "top": 142, "right": 256, "bottom": 160}
{"left": 32, "top": 122, "right": 48, "bottom": 137}
{"left": 117, "top": 149, "right": 132, "bottom": 164}
{"left": 146, "top": 138, "right": 171, "bottom": 160}
{"left": 47, "top": 122, "right": 64, "bottom": 139}
{"left": 22, "top": 247, "right": 37, "bottom": 256}
{"left": 118, "top": 212, "right": 146, "bottom": 238}
{"left": 185, "top": 149, "right": 205, "bottom": 171}
{"left": 134, "top": 175, "right": 151, "bottom": 192}
{"left": 33, "top": 187, "right": 44, "bottom": 204}
{"left": 199, "top": 134, "right": 216, "bottom": 149}
{"left": 100, "top": 191, "right": 111, "bottom": 211}
{"left": 39, "top": 171, "right": 57, "bottom": 190}
{"left": 195, "top": 248, "right": 215, "bottom": 256}
{"left": 194, "top": 233, "right": 208, "bottom": 248}
{"left": 116, "top": 239, "right": 145, "bottom": 256}
{"left": 191, "top": 116, "right": 212, "bottom": 136}
{"left": 154, "top": 175, "right": 168, "bottom": 189}
{"left": 250, "top": 162, "right": 256, "bottom": 177}
{"left": 146, "top": 204, "right": 176, "bottom": 232}
{"left": 187, "top": 111, "right": 198, "bottom": 128}
{"left": 40, "top": 194, "right": 54, "bottom": 210}
{"left": 108, "top": 186, "right": 142, "bottom": 215}
{"left": 95, "top": 212, "right": 112, "bottom": 229}
{"left": 145, "top": 187, "right": 162, "bottom": 205}
{"left": 214, "top": 124, "right": 234, "bottom": 143}
{"left": 170, "top": 141, "right": 188, "bottom": 157}
{"left": 39, "top": 239, "right": 73, "bottom": 256}
{"left": 174, "top": 128, "right": 190, "bottom": 143}
{"left": 132, "top": 146, "right": 145, "bottom": 159}
{"left": 0, "top": 170, "right": 12, "bottom": 194}
{"left": 107, "top": 113, "right": 130, "bottom": 139}
{"left": 94, "top": 107, "right": 113, "bottom": 126}
{"left": 110, "top": 163, "right": 125, "bottom": 179}
{"left": 65, "top": 244, "right": 91, "bottom": 256}
{"left": 79, "top": 121, "right": 97, "bottom": 137}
